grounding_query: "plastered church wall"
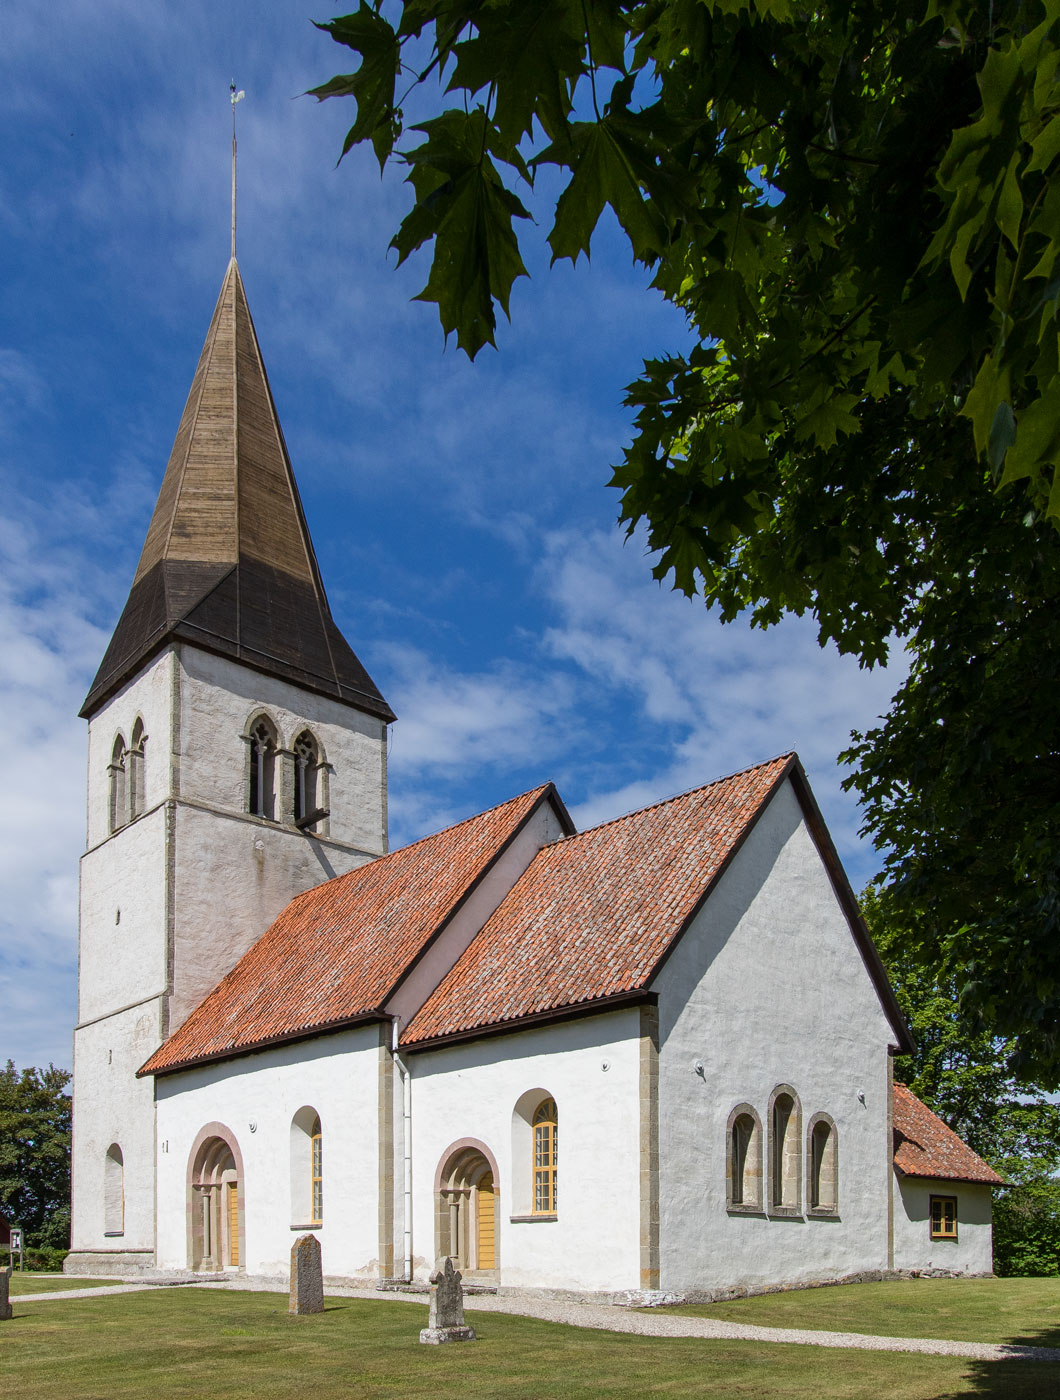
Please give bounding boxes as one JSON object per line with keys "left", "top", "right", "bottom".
{"left": 654, "top": 778, "right": 896, "bottom": 1292}
{"left": 407, "top": 1008, "right": 643, "bottom": 1293}
{"left": 154, "top": 1027, "right": 382, "bottom": 1277}
{"left": 892, "top": 1176, "right": 994, "bottom": 1275}
{"left": 71, "top": 640, "right": 389, "bottom": 1269}
{"left": 178, "top": 647, "right": 388, "bottom": 854}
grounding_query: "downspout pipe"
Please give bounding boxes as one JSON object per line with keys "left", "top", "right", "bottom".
{"left": 391, "top": 1016, "right": 413, "bottom": 1282}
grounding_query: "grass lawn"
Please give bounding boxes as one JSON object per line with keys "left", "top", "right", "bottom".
{"left": 9, "top": 1275, "right": 117, "bottom": 1295}
{"left": 664, "top": 1277, "right": 1060, "bottom": 1348}
{"left": 1, "top": 1288, "right": 1057, "bottom": 1400}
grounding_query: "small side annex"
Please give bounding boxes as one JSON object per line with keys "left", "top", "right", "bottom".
{"left": 892, "top": 1083, "right": 1003, "bottom": 1276}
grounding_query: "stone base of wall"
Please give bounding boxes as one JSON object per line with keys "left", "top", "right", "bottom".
{"left": 64, "top": 1251, "right": 156, "bottom": 1277}
{"left": 678, "top": 1266, "right": 995, "bottom": 1305}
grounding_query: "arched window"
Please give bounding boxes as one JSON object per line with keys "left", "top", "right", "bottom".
{"left": 293, "top": 730, "right": 320, "bottom": 829}
{"left": 247, "top": 715, "right": 277, "bottom": 821}
{"left": 290, "top": 1106, "right": 323, "bottom": 1227}
{"left": 808, "top": 1114, "right": 838, "bottom": 1214}
{"left": 726, "top": 1104, "right": 762, "bottom": 1211}
{"left": 104, "top": 1143, "right": 124, "bottom": 1235}
{"left": 109, "top": 734, "right": 127, "bottom": 833}
{"left": 128, "top": 717, "right": 147, "bottom": 820}
{"left": 533, "top": 1097, "right": 558, "bottom": 1215}
{"left": 768, "top": 1085, "right": 802, "bottom": 1213}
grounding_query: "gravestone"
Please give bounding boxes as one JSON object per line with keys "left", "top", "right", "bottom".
{"left": 289, "top": 1234, "right": 324, "bottom": 1315}
{"left": 419, "top": 1256, "right": 476, "bottom": 1344}
{"left": 0, "top": 1266, "right": 12, "bottom": 1321}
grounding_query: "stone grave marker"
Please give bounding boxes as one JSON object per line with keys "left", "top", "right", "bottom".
{"left": 0, "top": 1266, "right": 12, "bottom": 1321}
{"left": 289, "top": 1233, "right": 324, "bottom": 1315}
{"left": 419, "top": 1256, "right": 476, "bottom": 1344}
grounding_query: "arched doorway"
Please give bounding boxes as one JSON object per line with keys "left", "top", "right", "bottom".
{"left": 435, "top": 1141, "right": 499, "bottom": 1279}
{"left": 187, "top": 1125, "right": 243, "bottom": 1272}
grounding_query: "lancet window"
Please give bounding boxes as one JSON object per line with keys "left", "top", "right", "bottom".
{"left": 109, "top": 735, "right": 127, "bottom": 834}
{"left": 128, "top": 717, "right": 146, "bottom": 820}
{"left": 293, "top": 730, "right": 320, "bottom": 829}
{"left": 248, "top": 716, "right": 278, "bottom": 820}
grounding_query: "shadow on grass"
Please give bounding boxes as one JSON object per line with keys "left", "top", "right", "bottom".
{"left": 931, "top": 1325, "right": 1060, "bottom": 1400}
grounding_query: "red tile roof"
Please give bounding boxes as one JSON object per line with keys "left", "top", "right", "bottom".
{"left": 893, "top": 1084, "right": 1004, "bottom": 1185}
{"left": 401, "top": 755, "right": 795, "bottom": 1047}
{"left": 140, "top": 785, "right": 554, "bottom": 1076}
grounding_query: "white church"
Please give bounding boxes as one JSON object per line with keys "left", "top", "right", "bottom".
{"left": 66, "top": 258, "right": 1001, "bottom": 1296}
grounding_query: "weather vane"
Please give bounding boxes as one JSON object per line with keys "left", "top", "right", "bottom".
{"left": 230, "top": 81, "right": 245, "bottom": 260}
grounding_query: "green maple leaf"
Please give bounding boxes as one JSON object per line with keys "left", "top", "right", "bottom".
{"left": 310, "top": 6, "right": 401, "bottom": 168}
{"left": 392, "top": 110, "right": 531, "bottom": 357}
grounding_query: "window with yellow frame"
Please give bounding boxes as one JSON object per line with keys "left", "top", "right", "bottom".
{"left": 533, "top": 1098, "right": 558, "bottom": 1214}
{"left": 311, "top": 1115, "right": 323, "bottom": 1225}
{"left": 930, "top": 1194, "right": 957, "bottom": 1240}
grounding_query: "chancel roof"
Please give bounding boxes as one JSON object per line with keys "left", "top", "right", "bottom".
{"left": 81, "top": 259, "right": 393, "bottom": 721}
{"left": 892, "top": 1084, "right": 1005, "bottom": 1185}
{"left": 139, "top": 785, "right": 556, "bottom": 1075}
{"left": 401, "top": 754, "right": 798, "bottom": 1046}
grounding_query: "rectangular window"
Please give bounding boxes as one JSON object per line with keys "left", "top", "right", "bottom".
{"left": 311, "top": 1130, "right": 323, "bottom": 1225}
{"left": 533, "top": 1122, "right": 557, "bottom": 1213}
{"left": 930, "top": 1195, "right": 958, "bottom": 1240}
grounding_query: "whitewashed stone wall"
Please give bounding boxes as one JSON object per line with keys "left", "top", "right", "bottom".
{"left": 892, "top": 1176, "right": 994, "bottom": 1275}
{"left": 69, "top": 1002, "right": 161, "bottom": 1264}
{"left": 71, "top": 639, "right": 390, "bottom": 1271}
{"left": 406, "top": 1009, "right": 643, "bottom": 1293}
{"left": 654, "top": 778, "right": 897, "bottom": 1292}
{"left": 178, "top": 648, "right": 388, "bottom": 854}
{"left": 154, "top": 1028, "right": 382, "bottom": 1278}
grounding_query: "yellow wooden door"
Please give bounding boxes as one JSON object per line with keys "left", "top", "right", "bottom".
{"left": 477, "top": 1172, "right": 495, "bottom": 1269}
{"left": 227, "top": 1182, "right": 239, "bottom": 1267}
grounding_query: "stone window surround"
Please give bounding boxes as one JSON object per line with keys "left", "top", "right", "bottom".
{"left": 242, "top": 709, "right": 332, "bottom": 836}
{"left": 767, "top": 1083, "right": 804, "bottom": 1219}
{"left": 725, "top": 1102, "right": 764, "bottom": 1215}
{"left": 806, "top": 1111, "right": 840, "bottom": 1218}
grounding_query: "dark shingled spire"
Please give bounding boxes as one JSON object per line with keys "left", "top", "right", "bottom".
{"left": 81, "top": 260, "right": 394, "bottom": 722}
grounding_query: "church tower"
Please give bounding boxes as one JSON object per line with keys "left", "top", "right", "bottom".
{"left": 67, "top": 259, "right": 394, "bottom": 1273}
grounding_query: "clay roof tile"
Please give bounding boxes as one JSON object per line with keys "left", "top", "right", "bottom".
{"left": 892, "top": 1084, "right": 1004, "bottom": 1185}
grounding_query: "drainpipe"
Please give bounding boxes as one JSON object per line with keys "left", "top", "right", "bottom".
{"left": 391, "top": 1017, "right": 413, "bottom": 1282}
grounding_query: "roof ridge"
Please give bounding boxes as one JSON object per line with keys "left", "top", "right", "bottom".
{"left": 550, "top": 752, "right": 795, "bottom": 845}
{"left": 281, "top": 782, "right": 554, "bottom": 912}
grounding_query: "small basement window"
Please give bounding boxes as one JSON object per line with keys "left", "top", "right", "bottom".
{"left": 930, "top": 1195, "right": 958, "bottom": 1240}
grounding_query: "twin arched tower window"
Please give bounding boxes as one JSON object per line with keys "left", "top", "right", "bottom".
{"left": 246, "top": 715, "right": 326, "bottom": 832}
{"left": 109, "top": 720, "right": 146, "bottom": 834}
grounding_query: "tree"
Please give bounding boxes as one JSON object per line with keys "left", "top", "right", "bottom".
{"left": 312, "top": 1, "right": 1060, "bottom": 1079}
{"left": 0, "top": 1061, "right": 72, "bottom": 1251}
{"left": 863, "top": 887, "right": 1060, "bottom": 1275}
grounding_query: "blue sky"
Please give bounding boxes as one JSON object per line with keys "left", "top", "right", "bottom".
{"left": 0, "top": 2, "right": 903, "bottom": 1069}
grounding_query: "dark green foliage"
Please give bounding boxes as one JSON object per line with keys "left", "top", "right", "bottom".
{"left": 312, "top": 0, "right": 1060, "bottom": 520}
{"left": 0, "top": 1061, "right": 72, "bottom": 1253}
{"left": 865, "top": 886, "right": 1060, "bottom": 1179}
{"left": 994, "top": 1181, "right": 1060, "bottom": 1277}
{"left": 848, "top": 504, "right": 1060, "bottom": 1084}
{"left": 865, "top": 888, "right": 1060, "bottom": 1276}
{"left": 314, "top": 2, "right": 1060, "bottom": 1078}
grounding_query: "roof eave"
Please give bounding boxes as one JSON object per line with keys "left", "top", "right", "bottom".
{"left": 81, "top": 627, "right": 396, "bottom": 724}
{"left": 137, "top": 1009, "right": 387, "bottom": 1079}
{"left": 400, "top": 988, "right": 657, "bottom": 1054}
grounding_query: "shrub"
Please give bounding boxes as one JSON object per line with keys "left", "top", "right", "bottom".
{"left": 993, "top": 1181, "right": 1060, "bottom": 1277}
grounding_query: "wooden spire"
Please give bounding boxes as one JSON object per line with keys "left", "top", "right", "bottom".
{"left": 82, "top": 262, "right": 394, "bottom": 722}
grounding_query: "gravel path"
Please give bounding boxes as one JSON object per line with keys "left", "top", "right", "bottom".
{"left": 15, "top": 1275, "right": 1060, "bottom": 1363}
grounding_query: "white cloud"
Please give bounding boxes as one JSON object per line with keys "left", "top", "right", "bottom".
{"left": 535, "top": 526, "right": 906, "bottom": 880}
{"left": 0, "top": 515, "right": 111, "bottom": 1071}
